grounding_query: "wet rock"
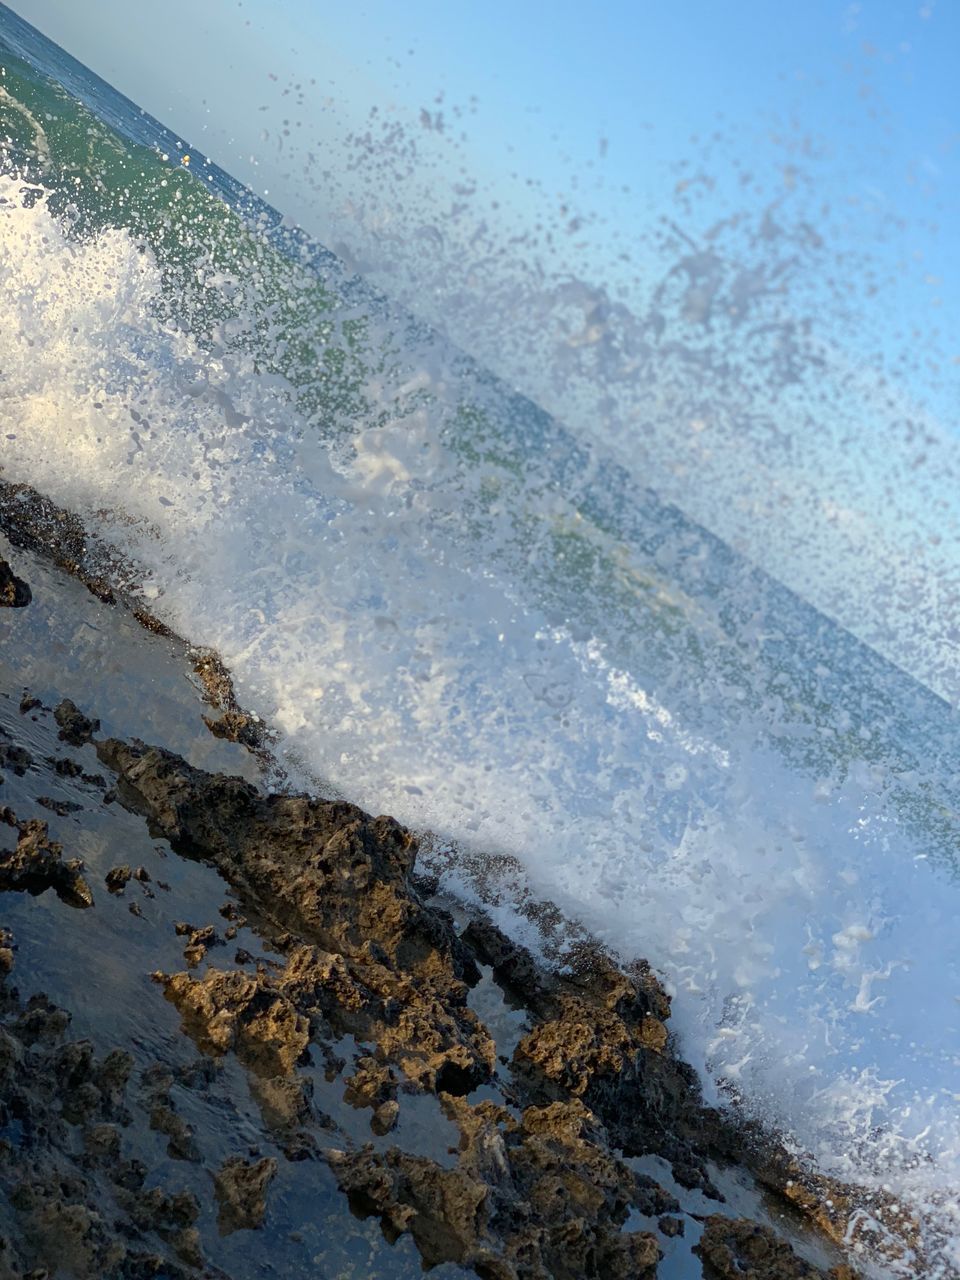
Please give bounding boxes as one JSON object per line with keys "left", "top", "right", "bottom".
{"left": 54, "top": 701, "right": 100, "bottom": 748}
{"left": 105, "top": 865, "right": 132, "bottom": 893}
{"left": 100, "top": 737, "right": 494, "bottom": 1092}
{"left": 695, "top": 1215, "right": 860, "bottom": 1279}
{"left": 514, "top": 994, "right": 666, "bottom": 1098}
{"left": 0, "top": 942, "right": 209, "bottom": 1279}
{"left": 249, "top": 1072, "right": 314, "bottom": 1133}
{"left": 0, "top": 478, "right": 123, "bottom": 606}
{"left": 0, "top": 558, "right": 30, "bottom": 608}
{"left": 467, "top": 921, "right": 680, "bottom": 1137}
{"left": 510, "top": 971, "right": 717, "bottom": 1196}
{"left": 81, "top": 719, "right": 890, "bottom": 1276}
{"left": 0, "top": 480, "right": 86, "bottom": 572}
{"left": 0, "top": 810, "right": 93, "bottom": 907}
{"left": 331, "top": 1143, "right": 486, "bottom": 1268}
{"left": 192, "top": 651, "right": 268, "bottom": 752}
{"left": 149, "top": 1102, "right": 200, "bottom": 1162}
{"left": 7, "top": 1186, "right": 124, "bottom": 1277}
{"left": 0, "top": 930, "right": 15, "bottom": 977}
{"left": 0, "top": 733, "right": 32, "bottom": 778}
{"left": 50, "top": 756, "right": 84, "bottom": 777}
{"left": 344, "top": 1054, "right": 397, "bottom": 1109}
{"left": 192, "top": 651, "right": 238, "bottom": 708}
{"left": 743, "top": 1143, "right": 918, "bottom": 1273}
{"left": 154, "top": 966, "right": 310, "bottom": 1076}
{"left": 35, "top": 795, "right": 83, "bottom": 816}
{"left": 97, "top": 738, "right": 460, "bottom": 969}
{"left": 203, "top": 710, "right": 265, "bottom": 751}
{"left": 83, "top": 1123, "right": 121, "bottom": 1161}
{"left": 371, "top": 1099, "right": 400, "bottom": 1135}
{"left": 0, "top": 1235, "right": 24, "bottom": 1279}
{"left": 181, "top": 924, "right": 223, "bottom": 967}
{"left": 118, "top": 1183, "right": 204, "bottom": 1266}
{"left": 170, "top": 1226, "right": 204, "bottom": 1268}
{"left": 213, "top": 1155, "right": 277, "bottom": 1233}
{"left": 141, "top": 1066, "right": 200, "bottom": 1162}
{"left": 131, "top": 607, "right": 175, "bottom": 638}
{"left": 14, "top": 993, "right": 72, "bottom": 1045}
{"left": 331, "top": 1095, "right": 665, "bottom": 1278}
{"left": 460, "top": 917, "right": 548, "bottom": 1006}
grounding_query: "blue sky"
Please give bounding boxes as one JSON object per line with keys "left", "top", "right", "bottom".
{"left": 8, "top": 0, "right": 960, "bottom": 694}
{"left": 12, "top": 2, "right": 958, "bottom": 383}
{"left": 12, "top": 2, "right": 957, "bottom": 240}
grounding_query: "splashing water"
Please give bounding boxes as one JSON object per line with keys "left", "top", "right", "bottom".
{"left": 3, "top": 11, "right": 960, "bottom": 1274}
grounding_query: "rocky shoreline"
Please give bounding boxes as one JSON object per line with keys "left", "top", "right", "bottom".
{"left": 0, "top": 483, "right": 920, "bottom": 1277}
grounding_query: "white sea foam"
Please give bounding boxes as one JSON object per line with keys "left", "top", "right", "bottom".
{"left": 3, "top": 176, "right": 960, "bottom": 1275}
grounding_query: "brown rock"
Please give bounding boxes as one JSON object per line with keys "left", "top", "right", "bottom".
{"left": 83, "top": 1124, "right": 121, "bottom": 1161}
{"left": 155, "top": 967, "right": 309, "bottom": 1076}
{"left": 54, "top": 701, "right": 100, "bottom": 748}
{"left": 744, "top": 1144, "right": 917, "bottom": 1273}
{"left": 0, "top": 810, "right": 93, "bottom": 908}
{"left": 35, "top": 795, "right": 83, "bottom": 817}
{"left": 149, "top": 1103, "right": 199, "bottom": 1162}
{"left": 371, "top": 1100, "right": 400, "bottom": 1135}
{"left": 331, "top": 1095, "right": 666, "bottom": 1278}
{"left": 249, "top": 1073, "right": 314, "bottom": 1132}
{"left": 214, "top": 1155, "right": 277, "bottom": 1233}
{"left": 344, "top": 1054, "right": 396, "bottom": 1109}
{"left": 0, "top": 559, "right": 30, "bottom": 608}
{"left": 0, "top": 730, "right": 32, "bottom": 777}
{"left": 100, "top": 738, "right": 494, "bottom": 1093}
{"left": 0, "top": 945, "right": 206, "bottom": 1279}
{"left": 83, "top": 720, "right": 881, "bottom": 1277}
{"left": 105, "top": 865, "right": 133, "bottom": 894}
{"left": 202, "top": 710, "right": 265, "bottom": 750}
{"left": 695, "top": 1215, "right": 857, "bottom": 1279}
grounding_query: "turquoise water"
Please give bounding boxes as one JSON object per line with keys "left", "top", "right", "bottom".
{"left": 3, "top": 7, "right": 960, "bottom": 1273}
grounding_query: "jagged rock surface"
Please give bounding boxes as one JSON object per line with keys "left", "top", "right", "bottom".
{"left": 0, "top": 560, "right": 30, "bottom": 609}
{"left": 0, "top": 935, "right": 228, "bottom": 1279}
{"left": 99, "top": 737, "right": 494, "bottom": 1095}
{"left": 695, "top": 1216, "right": 861, "bottom": 1280}
{"left": 0, "top": 683, "right": 887, "bottom": 1279}
{"left": 0, "top": 808, "right": 93, "bottom": 907}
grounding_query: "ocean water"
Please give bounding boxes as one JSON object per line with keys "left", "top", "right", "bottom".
{"left": 3, "top": 7, "right": 960, "bottom": 1274}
